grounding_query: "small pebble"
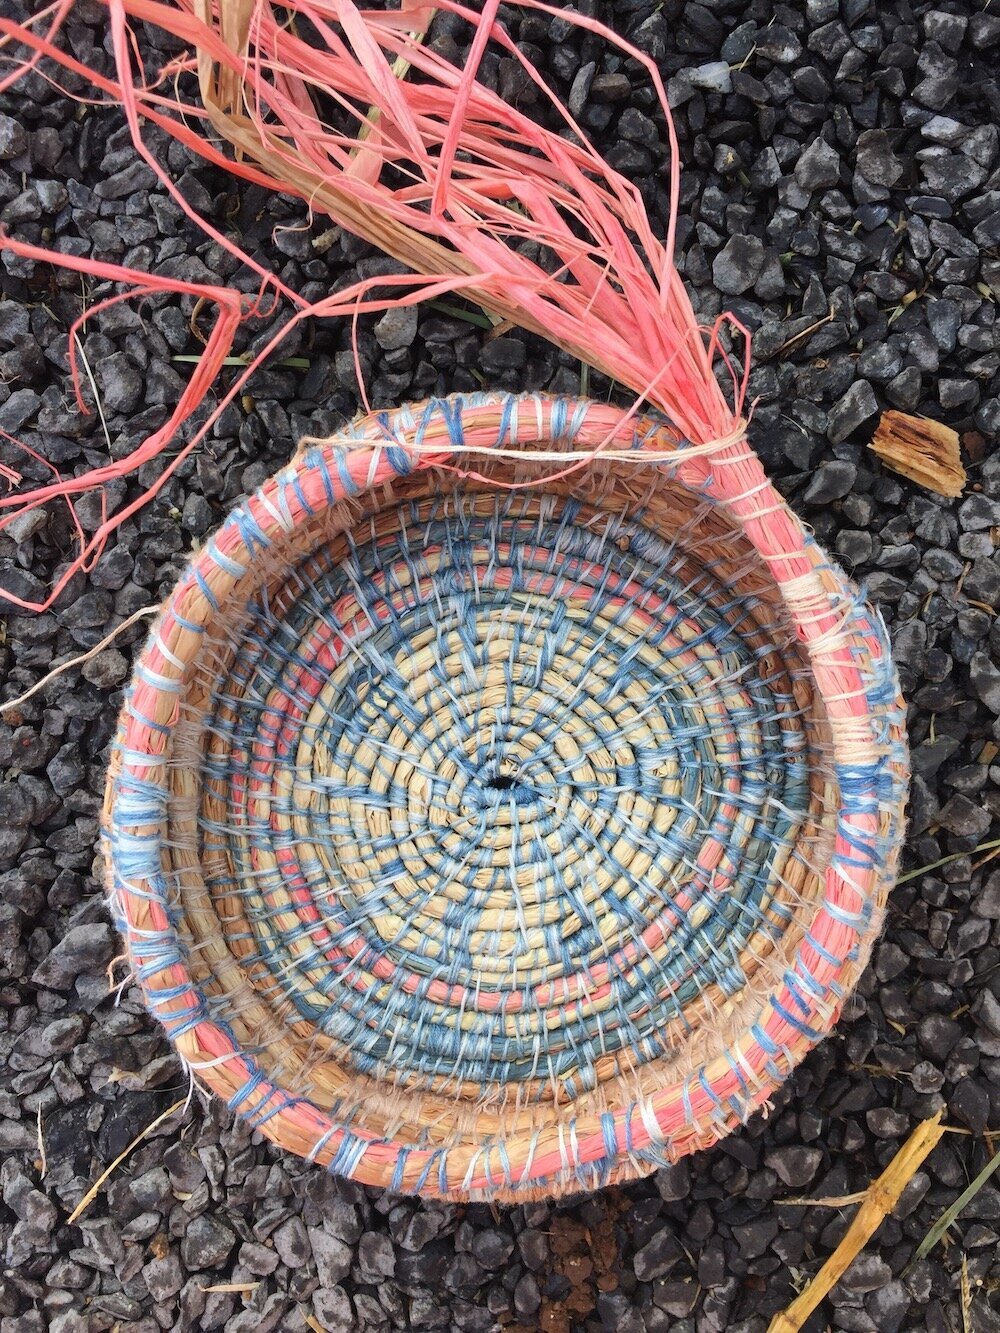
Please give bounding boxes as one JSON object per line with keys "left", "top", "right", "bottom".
{"left": 375, "top": 306, "right": 419, "bottom": 352}
{"left": 180, "top": 1216, "right": 237, "bottom": 1271}
{"left": 842, "top": 1253, "right": 893, "bottom": 1294}
{"left": 765, "top": 1145, "right": 822, "bottom": 1188}
{"left": 31, "top": 924, "right": 114, "bottom": 990}
{"left": 827, "top": 381, "right": 879, "bottom": 443}
{"left": 633, "top": 1228, "right": 682, "bottom": 1281}
{"left": 689, "top": 62, "right": 732, "bottom": 94}
{"left": 307, "top": 1229, "right": 352, "bottom": 1286}
{"left": 0, "top": 112, "right": 27, "bottom": 160}
{"left": 794, "top": 137, "right": 842, "bottom": 192}
{"left": 712, "top": 234, "right": 765, "bottom": 295}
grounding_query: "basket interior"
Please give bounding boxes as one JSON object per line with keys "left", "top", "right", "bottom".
{"left": 145, "top": 454, "right": 846, "bottom": 1185}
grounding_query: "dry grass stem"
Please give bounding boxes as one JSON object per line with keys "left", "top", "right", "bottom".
{"left": 66, "top": 1098, "right": 187, "bottom": 1225}
{"left": 36, "top": 1105, "right": 47, "bottom": 1180}
{"left": 898, "top": 836, "right": 1000, "bottom": 885}
{"left": 775, "top": 1191, "right": 868, "bottom": 1208}
{"left": 961, "top": 1254, "right": 972, "bottom": 1333}
{"left": 0, "top": 605, "right": 157, "bottom": 716}
{"left": 761, "top": 308, "right": 834, "bottom": 361}
{"left": 769, "top": 1112, "right": 946, "bottom": 1333}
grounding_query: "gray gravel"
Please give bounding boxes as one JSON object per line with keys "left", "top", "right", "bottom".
{"left": 2, "top": 1, "right": 1000, "bottom": 1331}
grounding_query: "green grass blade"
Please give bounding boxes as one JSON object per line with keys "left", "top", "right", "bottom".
{"left": 913, "top": 1144, "right": 1000, "bottom": 1263}
{"left": 897, "top": 837, "right": 1000, "bottom": 885}
{"left": 426, "top": 300, "right": 495, "bottom": 330}
{"left": 170, "top": 354, "right": 311, "bottom": 369}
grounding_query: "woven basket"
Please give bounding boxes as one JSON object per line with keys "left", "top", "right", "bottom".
{"left": 103, "top": 392, "right": 908, "bottom": 1201}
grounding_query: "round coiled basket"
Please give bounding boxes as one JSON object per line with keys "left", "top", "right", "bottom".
{"left": 103, "top": 392, "right": 908, "bottom": 1201}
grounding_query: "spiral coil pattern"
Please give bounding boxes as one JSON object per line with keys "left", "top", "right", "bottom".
{"left": 205, "top": 492, "right": 811, "bottom": 1099}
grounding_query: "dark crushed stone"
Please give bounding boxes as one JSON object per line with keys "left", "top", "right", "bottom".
{"left": 374, "top": 305, "right": 419, "bottom": 352}
{"left": 30, "top": 923, "right": 114, "bottom": 990}
{"left": 802, "top": 458, "right": 857, "bottom": 505}
{"left": 179, "top": 1215, "right": 238, "bottom": 1270}
{"left": 0, "top": 112, "right": 27, "bottom": 160}
{"left": 712, "top": 233, "right": 766, "bottom": 295}
{"left": 308, "top": 1228, "right": 352, "bottom": 1286}
{"left": 478, "top": 336, "right": 527, "bottom": 373}
{"left": 765, "top": 1145, "right": 822, "bottom": 1188}
{"left": 633, "top": 1226, "right": 682, "bottom": 1281}
{"left": 827, "top": 381, "right": 879, "bottom": 443}
{"left": 794, "top": 136, "right": 842, "bottom": 192}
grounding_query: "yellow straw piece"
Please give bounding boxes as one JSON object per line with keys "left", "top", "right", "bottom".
{"left": 769, "top": 1112, "right": 946, "bottom": 1333}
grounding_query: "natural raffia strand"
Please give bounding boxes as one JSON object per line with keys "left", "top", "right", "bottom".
{"left": 103, "top": 393, "right": 909, "bottom": 1200}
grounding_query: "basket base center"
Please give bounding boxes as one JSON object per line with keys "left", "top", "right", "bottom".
{"left": 477, "top": 761, "right": 536, "bottom": 807}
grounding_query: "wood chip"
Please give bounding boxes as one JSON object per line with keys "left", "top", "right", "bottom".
{"left": 869, "top": 410, "right": 966, "bottom": 498}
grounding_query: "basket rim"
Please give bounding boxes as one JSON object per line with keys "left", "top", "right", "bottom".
{"left": 104, "top": 391, "right": 909, "bottom": 1199}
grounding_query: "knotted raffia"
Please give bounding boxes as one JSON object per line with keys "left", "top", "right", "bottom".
{"left": 103, "top": 393, "right": 909, "bottom": 1201}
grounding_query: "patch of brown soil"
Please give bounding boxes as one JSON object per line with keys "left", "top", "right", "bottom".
{"left": 503, "top": 1190, "right": 629, "bottom": 1333}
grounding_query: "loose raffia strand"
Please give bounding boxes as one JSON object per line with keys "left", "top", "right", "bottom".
{"left": 0, "top": 239, "right": 480, "bottom": 610}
